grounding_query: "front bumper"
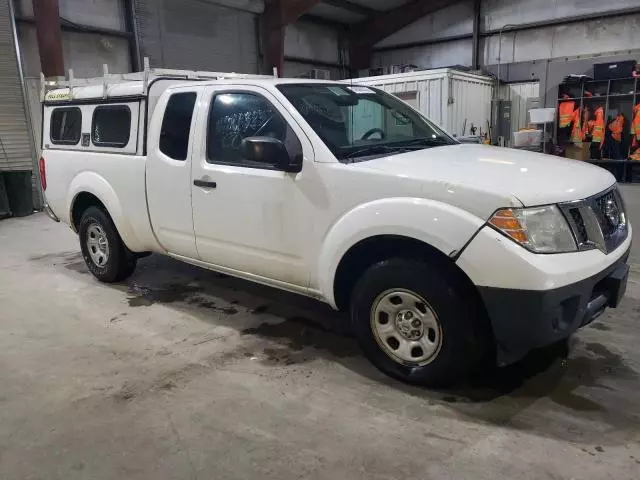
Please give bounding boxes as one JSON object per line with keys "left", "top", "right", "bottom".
{"left": 479, "top": 247, "right": 630, "bottom": 366}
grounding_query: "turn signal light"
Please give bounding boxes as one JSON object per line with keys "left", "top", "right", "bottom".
{"left": 38, "top": 157, "right": 46, "bottom": 191}
{"left": 489, "top": 209, "right": 528, "bottom": 244}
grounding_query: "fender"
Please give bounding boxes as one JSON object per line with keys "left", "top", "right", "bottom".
{"left": 67, "top": 171, "right": 146, "bottom": 252}
{"left": 315, "top": 197, "right": 485, "bottom": 308}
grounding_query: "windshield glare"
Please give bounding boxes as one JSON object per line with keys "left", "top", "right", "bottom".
{"left": 277, "top": 84, "right": 456, "bottom": 161}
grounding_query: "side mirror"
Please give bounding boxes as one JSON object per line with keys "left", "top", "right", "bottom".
{"left": 240, "top": 136, "right": 302, "bottom": 173}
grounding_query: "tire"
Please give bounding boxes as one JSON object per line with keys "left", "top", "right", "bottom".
{"left": 78, "top": 206, "right": 137, "bottom": 283}
{"left": 350, "top": 257, "right": 488, "bottom": 387}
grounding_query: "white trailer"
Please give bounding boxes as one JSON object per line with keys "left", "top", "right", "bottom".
{"left": 349, "top": 68, "right": 494, "bottom": 138}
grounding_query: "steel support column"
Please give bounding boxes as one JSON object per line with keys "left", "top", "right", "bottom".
{"left": 471, "top": 0, "right": 481, "bottom": 69}
{"left": 261, "top": 0, "right": 322, "bottom": 75}
{"left": 31, "top": 0, "right": 64, "bottom": 77}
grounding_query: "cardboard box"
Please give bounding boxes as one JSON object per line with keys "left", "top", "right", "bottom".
{"left": 565, "top": 143, "right": 590, "bottom": 161}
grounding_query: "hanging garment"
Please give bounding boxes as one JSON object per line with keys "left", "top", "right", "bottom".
{"left": 558, "top": 100, "right": 576, "bottom": 128}
{"left": 632, "top": 104, "right": 640, "bottom": 147}
{"left": 581, "top": 106, "right": 591, "bottom": 139}
{"left": 570, "top": 108, "right": 583, "bottom": 143}
{"left": 608, "top": 114, "right": 624, "bottom": 142}
{"left": 592, "top": 106, "right": 605, "bottom": 147}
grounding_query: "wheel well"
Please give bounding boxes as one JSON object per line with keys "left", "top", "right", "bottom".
{"left": 71, "top": 192, "right": 107, "bottom": 232}
{"left": 333, "top": 235, "right": 480, "bottom": 312}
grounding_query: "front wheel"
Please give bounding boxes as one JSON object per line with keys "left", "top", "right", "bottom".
{"left": 79, "top": 206, "right": 136, "bottom": 283}
{"left": 350, "top": 258, "right": 488, "bottom": 386}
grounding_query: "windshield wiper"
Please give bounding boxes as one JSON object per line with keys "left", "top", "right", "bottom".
{"left": 342, "top": 144, "right": 410, "bottom": 160}
{"left": 396, "top": 137, "right": 452, "bottom": 147}
{"left": 342, "top": 137, "right": 453, "bottom": 161}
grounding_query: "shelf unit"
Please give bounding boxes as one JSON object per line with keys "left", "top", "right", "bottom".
{"left": 557, "top": 76, "right": 640, "bottom": 182}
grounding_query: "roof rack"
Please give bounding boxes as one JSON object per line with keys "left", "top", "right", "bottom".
{"left": 41, "top": 57, "right": 277, "bottom": 102}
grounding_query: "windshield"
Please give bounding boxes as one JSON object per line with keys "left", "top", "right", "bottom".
{"left": 277, "top": 83, "right": 456, "bottom": 162}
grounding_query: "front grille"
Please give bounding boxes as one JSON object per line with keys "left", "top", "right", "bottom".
{"left": 560, "top": 187, "right": 628, "bottom": 254}
{"left": 569, "top": 208, "right": 588, "bottom": 244}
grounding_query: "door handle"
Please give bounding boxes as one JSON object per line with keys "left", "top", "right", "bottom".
{"left": 193, "top": 179, "right": 217, "bottom": 189}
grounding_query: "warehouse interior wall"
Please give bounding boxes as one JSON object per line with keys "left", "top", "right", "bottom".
{"left": 284, "top": 20, "right": 347, "bottom": 79}
{"left": 16, "top": 0, "right": 128, "bottom": 31}
{"left": 371, "top": 0, "right": 640, "bottom": 72}
{"left": 14, "top": 0, "right": 131, "bottom": 77}
{"left": 17, "top": 26, "right": 131, "bottom": 78}
{"left": 135, "top": 0, "right": 259, "bottom": 73}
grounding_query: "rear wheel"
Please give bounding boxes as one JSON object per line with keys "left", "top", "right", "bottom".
{"left": 79, "top": 206, "right": 136, "bottom": 283}
{"left": 350, "top": 258, "right": 488, "bottom": 386}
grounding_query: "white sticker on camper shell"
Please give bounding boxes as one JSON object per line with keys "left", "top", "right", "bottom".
{"left": 45, "top": 91, "right": 71, "bottom": 101}
{"left": 347, "top": 86, "right": 376, "bottom": 94}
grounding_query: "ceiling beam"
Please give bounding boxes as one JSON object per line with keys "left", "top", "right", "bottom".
{"left": 282, "top": 0, "right": 324, "bottom": 24}
{"left": 322, "top": 0, "right": 375, "bottom": 16}
{"left": 349, "top": 0, "right": 458, "bottom": 71}
{"left": 351, "top": 0, "right": 457, "bottom": 48}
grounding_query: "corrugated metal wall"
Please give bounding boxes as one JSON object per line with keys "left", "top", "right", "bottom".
{"left": 0, "top": 0, "right": 33, "bottom": 172}
{"left": 372, "top": 0, "right": 640, "bottom": 72}
{"left": 500, "top": 81, "right": 540, "bottom": 133}
{"left": 449, "top": 76, "right": 493, "bottom": 137}
{"left": 135, "top": 0, "right": 259, "bottom": 73}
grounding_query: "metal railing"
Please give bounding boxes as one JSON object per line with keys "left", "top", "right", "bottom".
{"left": 41, "top": 57, "right": 277, "bottom": 102}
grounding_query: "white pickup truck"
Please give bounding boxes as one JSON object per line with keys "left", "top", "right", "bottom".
{"left": 40, "top": 68, "right": 632, "bottom": 386}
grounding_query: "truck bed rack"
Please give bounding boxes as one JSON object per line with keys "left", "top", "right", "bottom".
{"left": 41, "top": 57, "right": 276, "bottom": 102}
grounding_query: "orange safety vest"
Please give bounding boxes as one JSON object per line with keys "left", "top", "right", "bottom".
{"left": 608, "top": 114, "right": 624, "bottom": 142}
{"left": 632, "top": 104, "right": 640, "bottom": 147}
{"left": 558, "top": 101, "right": 575, "bottom": 128}
{"left": 570, "top": 108, "right": 583, "bottom": 143}
{"left": 581, "top": 106, "right": 591, "bottom": 138}
{"left": 592, "top": 106, "right": 605, "bottom": 145}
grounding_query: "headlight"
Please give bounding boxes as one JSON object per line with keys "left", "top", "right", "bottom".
{"left": 489, "top": 206, "right": 577, "bottom": 253}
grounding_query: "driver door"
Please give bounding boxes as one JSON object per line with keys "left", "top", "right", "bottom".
{"left": 190, "top": 85, "right": 314, "bottom": 288}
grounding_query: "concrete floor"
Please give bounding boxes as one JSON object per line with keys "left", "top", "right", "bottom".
{"left": 1, "top": 187, "right": 640, "bottom": 480}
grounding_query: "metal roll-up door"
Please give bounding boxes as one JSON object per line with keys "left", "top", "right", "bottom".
{"left": 0, "top": 0, "right": 34, "bottom": 172}
{"left": 135, "top": 0, "right": 259, "bottom": 73}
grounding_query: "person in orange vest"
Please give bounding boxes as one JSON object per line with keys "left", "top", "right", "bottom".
{"left": 570, "top": 108, "right": 583, "bottom": 143}
{"left": 558, "top": 95, "right": 576, "bottom": 128}
{"left": 607, "top": 114, "right": 624, "bottom": 159}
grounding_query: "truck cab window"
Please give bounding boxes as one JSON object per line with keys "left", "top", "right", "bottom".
{"left": 92, "top": 105, "right": 131, "bottom": 147}
{"left": 206, "top": 92, "right": 300, "bottom": 168}
{"left": 160, "top": 92, "right": 197, "bottom": 161}
{"left": 50, "top": 107, "right": 81, "bottom": 145}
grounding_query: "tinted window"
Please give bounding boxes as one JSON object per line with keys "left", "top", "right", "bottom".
{"left": 159, "top": 92, "right": 197, "bottom": 160}
{"left": 92, "top": 105, "right": 131, "bottom": 147}
{"left": 206, "top": 92, "right": 300, "bottom": 167}
{"left": 50, "top": 107, "right": 81, "bottom": 145}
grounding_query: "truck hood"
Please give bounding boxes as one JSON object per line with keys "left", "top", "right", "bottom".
{"left": 354, "top": 144, "right": 615, "bottom": 207}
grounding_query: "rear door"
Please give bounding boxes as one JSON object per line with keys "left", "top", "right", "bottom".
{"left": 146, "top": 86, "right": 200, "bottom": 257}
